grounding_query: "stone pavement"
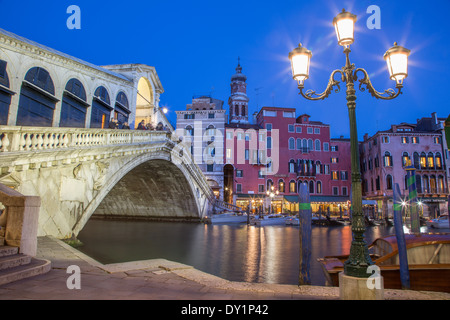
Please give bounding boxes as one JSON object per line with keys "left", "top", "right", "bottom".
{"left": 0, "top": 236, "right": 449, "bottom": 300}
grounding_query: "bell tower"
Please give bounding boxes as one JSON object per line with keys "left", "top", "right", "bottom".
{"left": 228, "top": 58, "right": 249, "bottom": 124}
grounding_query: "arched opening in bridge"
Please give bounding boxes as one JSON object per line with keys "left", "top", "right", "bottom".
{"left": 60, "top": 78, "right": 88, "bottom": 128}
{"left": 91, "top": 86, "right": 112, "bottom": 128}
{"left": 135, "top": 77, "right": 154, "bottom": 129}
{"left": 92, "top": 159, "right": 200, "bottom": 221}
{"left": 17, "top": 67, "right": 57, "bottom": 127}
{"left": 0, "top": 60, "right": 12, "bottom": 125}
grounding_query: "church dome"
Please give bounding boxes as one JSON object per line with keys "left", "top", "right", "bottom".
{"left": 231, "top": 61, "right": 247, "bottom": 82}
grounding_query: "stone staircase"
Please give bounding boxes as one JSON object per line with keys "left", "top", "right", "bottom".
{"left": 0, "top": 244, "right": 51, "bottom": 286}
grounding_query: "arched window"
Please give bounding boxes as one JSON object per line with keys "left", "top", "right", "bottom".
{"left": 91, "top": 86, "right": 112, "bottom": 128}
{"left": 60, "top": 78, "right": 88, "bottom": 128}
{"left": 267, "top": 179, "right": 273, "bottom": 192}
{"left": 315, "top": 161, "right": 322, "bottom": 174}
{"left": 427, "top": 152, "right": 435, "bottom": 169}
{"left": 316, "top": 181, "right": 322, "bottom": 194}
{"left": 297, "top": 180, "right": 303, "bottom": 192}
{"left": 289, "top": 180, "right": 296, "bottom": 193}
{"left": 17, "top": 67, "right": 57, "bottom": 126}
{"left": 430, "top": 175, "right": 437, "bottom": 193}
{"left": 115, "top": 91, "right": 131, "bottom": 128}
{"left": 315, "top": 139, "right": 321, "bottom": 151}
{"left": 235, "top": 105, "right": 239, "bottom": 116}
{"left": 423, "top": 175, "right": 430, "bottom": 193}
{"left": 296, "top": 138, "right": 302, "bottom": 150}
{"left": 241, "top": 106, "right": 245, "bottom": 117}
{"left": 416, "top": 175, "right": 422, "bottom": 194}
{"left": 302, "top": 139, "right": 307, "bottom": 151}
{"left": 383, "top": 151, "right": 393, "bottom": 167}
{"left": 386, "top": 174, "right": 393, "bottom": 190}
{"left": 413, "top": 152, "right": 420, "bottom": 169}
{"left": 278, "top": 179, "right": 285, "bottom": 193}
{"left": 402, "top": 152, "right": 410, "bottom": 167}
{"left": 435, "top": 152, "right": 442, "bottom": 169}
{"left": 307, "top": 139, "right": 313, "bottom": 151}
{"left": 206, "top": 124, "right": 216, "bottom": 136}
{"left": 0, "top": 59, "right": 13, "bottom": 125}
{"left": 420, "top": 152, "right": 427, "bottom": 169}
{"left": 437, "top": 175, "right": 445, "bottom": 193}
{"left": 309, "top": 180, "right": 314, "bottom": 194}
{"left": 288, "top": 137, "right": 295, "bottom": 150}
{"left": 185, "top": 125, "right": 194, "bottom": 136}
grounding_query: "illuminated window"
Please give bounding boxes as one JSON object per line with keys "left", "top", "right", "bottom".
{"left": 427, "top": 152, "right": 434, "bottom": 169}
{"left": 332, "top": 171, "right": 339, "bottom": 180}
{"left": 436, "top": 152, "right": 442, "bottom": 169}
{"left": 289, "top": 180, "right": 296, "bottom": 193}
{"left": 420, "top": 152, "right": 427, "bottom": 169}
{"left": 384, "top": 152, "right": 393, "bottom": 167}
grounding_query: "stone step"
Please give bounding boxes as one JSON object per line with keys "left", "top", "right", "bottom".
{"left": 0, "top": 246, "right": 19, "bottom": 257}
{"left": 0, "top": 254, "right": 32, "bottom": 271}
{"left": 0, "top": 258, "right": 51, "bottom": 287}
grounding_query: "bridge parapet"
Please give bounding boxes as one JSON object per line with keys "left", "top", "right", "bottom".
{"left": 0, "top": 126, "right": 172, "bottom": 153}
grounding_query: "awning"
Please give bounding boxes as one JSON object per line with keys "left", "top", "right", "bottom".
{"left": 284, "top": 195, "right": 350, "bottom": 203}
{"left": 362, "top": 200, "right": 378, "bottom": 205}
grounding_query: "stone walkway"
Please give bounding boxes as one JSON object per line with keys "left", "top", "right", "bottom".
{"left": 0, "top": 236, "right": 449, "bottom": 300}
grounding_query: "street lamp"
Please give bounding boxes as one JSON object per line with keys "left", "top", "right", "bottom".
{"left": 266, "top": 186, "right": 279, "bottom": 215}
{"left": 289, "top": 9, "right": 410, "bottom": 278}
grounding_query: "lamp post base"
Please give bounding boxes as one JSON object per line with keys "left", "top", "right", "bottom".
{"left": 339, "top": 272, "right": 384, "bottom": 300}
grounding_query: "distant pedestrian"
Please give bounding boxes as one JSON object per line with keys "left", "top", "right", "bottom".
{"left": 108, "top": 118, "right": 118, "bottom": 129}
{"left": 137, "top": 120, "right": 146, "bottom": 130}
{"left": 156, "top": 122, "right": 164, "bottom": 131}
{"left": 122, "top": 122, "right": 130, "bottom": 129}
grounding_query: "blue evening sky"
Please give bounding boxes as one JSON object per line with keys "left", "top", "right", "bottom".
{"left": 1, "top": 0, "right": 449, "bottom": 139}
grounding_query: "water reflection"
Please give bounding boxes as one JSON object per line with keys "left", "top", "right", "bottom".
{"left": 77, "top": 220, "right": 448, "bottom": 286}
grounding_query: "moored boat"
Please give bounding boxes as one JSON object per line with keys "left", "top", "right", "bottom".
{"left": 253, "top": 214, "right": 288, "bottom": 226}
{"left": 205, "top": 212, "right": 249, "bottom": 224}
{"left": 317, "top": 233, "right": 450, "bottom": 292}
{"left": 426, "top": 215, "right": 449, "bottom": 229}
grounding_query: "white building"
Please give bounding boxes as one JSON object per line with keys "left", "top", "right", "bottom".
{"left": 175, "top": 96, "right": 226, "bottom": 200}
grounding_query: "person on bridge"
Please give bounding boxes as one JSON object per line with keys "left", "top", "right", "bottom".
{"left": 137, "top": 120, "right": 146, "bottom": 130}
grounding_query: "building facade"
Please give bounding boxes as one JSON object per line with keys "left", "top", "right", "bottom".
{"left": 0, "top": 28, "right": 170, "bottom": 131}
{"left": 175, "top": 96, "right": 226, "bottom": 200}
{"left": 175, "top": 63, "right": 353, "bottom": 214}
{"left": 360, "top": 112, "right": 450, "bottom": 218}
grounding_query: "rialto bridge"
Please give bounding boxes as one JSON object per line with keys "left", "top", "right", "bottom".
{"left": 0, "top": 127, "right": 216, "bottom": 239}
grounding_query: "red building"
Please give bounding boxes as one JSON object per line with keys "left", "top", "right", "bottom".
{"left": 224, "top": 105, "right": 352, "bottom": 215}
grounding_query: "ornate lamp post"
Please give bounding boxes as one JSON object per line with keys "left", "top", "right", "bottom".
{"left": 289, "top": 9, "right": 410, "bottom": 278}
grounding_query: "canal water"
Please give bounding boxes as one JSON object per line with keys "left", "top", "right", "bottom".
{"left": 76, "top": 219, "right": 445, "bottom": 286}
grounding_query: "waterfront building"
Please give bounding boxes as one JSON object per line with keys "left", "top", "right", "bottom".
{"left": 360, "top": 112, "right": 450, "bottom": 218}
{"left": 175, "top": 96, "right": 226, "bottom": 199}
{"left": 176, "top": 62, "right": 353, "bottom": 214}
{"left": 0, "top": 28, "right": 170, "bottom": 130}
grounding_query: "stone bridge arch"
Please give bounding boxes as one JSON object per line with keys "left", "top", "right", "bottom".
{"left": 72, "top": 155, "right": 202, "bottom": 235}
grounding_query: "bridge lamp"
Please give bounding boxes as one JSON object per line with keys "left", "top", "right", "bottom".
{"left": 333, "top": 9, "right": 357, "bottom": 47}
{"left": 288, "top": 43, "right": 312, "bottom": 86}
{"left": 162, "top": 107, "right": 169, "bottom": 114}
{"left": 384, "top": 43, "right": 411, "bottom": 85}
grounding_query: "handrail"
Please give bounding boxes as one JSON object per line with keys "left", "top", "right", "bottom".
{"left": 0, "top": 126, "right": 171, "bottom": 152}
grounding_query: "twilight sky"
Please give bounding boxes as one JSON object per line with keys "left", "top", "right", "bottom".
{"left": 1, "top": 0, "right": 449, "bottom": 139}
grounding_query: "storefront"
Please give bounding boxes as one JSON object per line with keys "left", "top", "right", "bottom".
{"left": 283, "top": 195, "right": 350, "bottom": 217}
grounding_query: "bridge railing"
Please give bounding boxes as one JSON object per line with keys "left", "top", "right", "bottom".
{"left": 0, "top": 126, "right": 172, "bottom": 153}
